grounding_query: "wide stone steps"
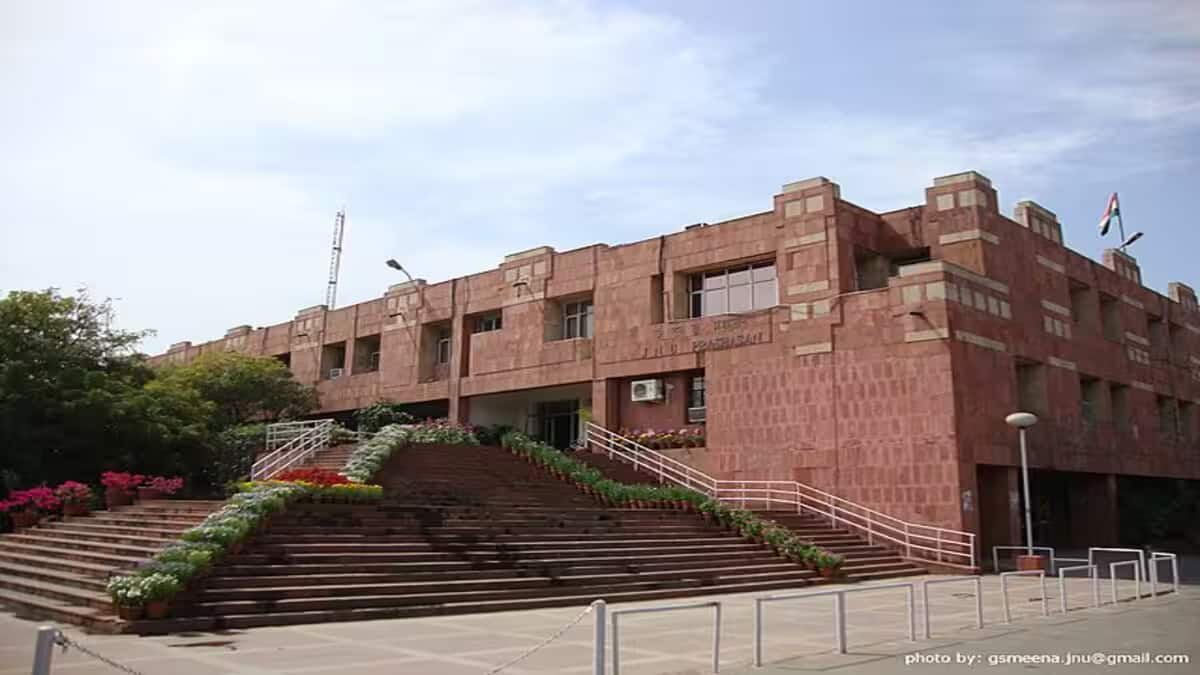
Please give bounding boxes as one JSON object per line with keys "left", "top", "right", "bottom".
{"left": 0, "top": 500, "right": 223, "bottom": 630}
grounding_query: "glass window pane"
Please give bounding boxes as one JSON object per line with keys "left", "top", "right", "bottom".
{"left": 753, "top": 263, "right": 776, "bottom": 281}
{"left": 728, "top": 266, "right": 751, "bottom": 286}
{"left": 753, "top": 280, "right": 778, "bottom": 309}
{"left": 688, "top": 274, "right": 702, "bottom": 293}
{"left": 729, "top": 284, "right": 751, "bottom": 312}
{"left": 584, "top": 311, "right": 594, "bottom": 338}
{"left": 704, "top": 288, "right": 727, "bottom": 315}
{"left": 704, "top": 271, "right": 726, "bottom": 290}
{"left": 690, "top": 292, "right": 703, "bottom": 318}
{"left": 565, "top": 316, "right": 578, "bottom": 338}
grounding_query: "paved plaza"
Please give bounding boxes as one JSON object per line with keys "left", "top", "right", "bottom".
{"left": 1, "top": 573, "right": 1195, "bottom": 675}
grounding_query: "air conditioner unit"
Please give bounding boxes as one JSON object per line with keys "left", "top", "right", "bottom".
{"left": 631, "top": 379, "right": 664, "bottom": 402}
{"left": 328, "top": 368, "right": 344, "bottom": 379}
{"left": 368, "top": 351, "right": 381, "bottom": 370}
{"left": 687, "top": 406, "right": 707, "bottom": 424}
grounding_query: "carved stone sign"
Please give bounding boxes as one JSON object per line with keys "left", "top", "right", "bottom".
{"left": 640, "top": 314, "right": 771, "bottom": 359}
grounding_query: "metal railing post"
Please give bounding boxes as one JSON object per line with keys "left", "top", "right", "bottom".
{"left": 904, "top": 523, "right": 912, "bottom": 558}
{"left": 866, "top": 511, "right": 873, "bottom": 545}
{"left": 592, "top": 600, "right": 606, "bottom": 675}
{"left": 712, "top": 602, "right": 722, "bottom": 673}
{"left": 906, "top": 584, "right": 916, "bottom": 642}
{"left": 974, "top": 577, "right": 984, "bottom": 629}
{"left": 31, "top": 626, "right": 57, "bottom": 675}
{"left": 936, "top": 529, "right": 943, "bottom": 563}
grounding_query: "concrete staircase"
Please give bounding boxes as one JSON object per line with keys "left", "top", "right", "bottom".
{"left": 577, "top": 451, "right": 927, "bottom": 580}
{"left": 301, "top": 444, "right": 357, "bottom": 473}
{"left": 0, "top": 501, "right": 222, "bottom": 631}
{"left": 130, "top": 444, "right": 840, "bottom": 632}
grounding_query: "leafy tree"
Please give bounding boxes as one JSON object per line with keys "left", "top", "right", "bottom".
{"left": 0, "top": 289, "right": 209, "bottom": 491}
{"left": 355, "top": 401, "right": 415, "bottom": 432}
{"left": 154, "top": 352, "right": 316, "bottom": 428}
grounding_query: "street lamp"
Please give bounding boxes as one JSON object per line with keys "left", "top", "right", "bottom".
{"left": 1005, "top": 411, "right": 1039, "bottom": 556}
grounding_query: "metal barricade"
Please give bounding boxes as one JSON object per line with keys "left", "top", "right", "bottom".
{"left": 1148, "top": 552, "right": 1179, "bottom": 596}
{"left": 1109, "top": 560, "right": 1142, "bottom": 605}
{"left": 610, "top": 600, "right": 721, "bottom": 675}
{"left": 999, "top": 570, "right": 1048, "bottom": 623}
{"left": 1057, "top": 564, "right": 1099, "bottom": 613}
{"left": 921, "top": 577, "right": 983, "bottom": 639}
{"left": 753, "top": 581, "right": 916, "bottom": 665}
{"left": 1088, "top": 547, "right": 1146, "bottom": 580}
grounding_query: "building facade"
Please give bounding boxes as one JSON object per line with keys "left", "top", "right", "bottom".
{"left": 152, "top": 171, "right": 1200, "bottom": 557}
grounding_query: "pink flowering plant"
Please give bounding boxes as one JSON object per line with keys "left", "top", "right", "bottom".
{"left": 619, "top": 427, "right": 705, "bottom": 449}
{"left": 146, "top": 476, "right": 184, "bottom": 495}
{"left": 100, "top": 471, "right": 144, "bottom": 494}
{"left": 53, "top": 481, "right": 93, "bottom": 504}
{"left": 0, "top": 486, "right": 61, "bottom": 514}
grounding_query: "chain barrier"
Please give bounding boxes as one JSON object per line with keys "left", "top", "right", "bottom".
{"left": 484, "top": 603, "right": 594, "bottom": 675}
{"left": 51, "top": 629, "right": 148, "bottom": 675}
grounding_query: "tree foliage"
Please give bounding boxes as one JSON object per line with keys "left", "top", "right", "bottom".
{"left": 154, "top": 352, "right": 315, "bottom": 428}
{"left": 354, "top": 401, "right": 415, "bottom": 432}
{"left": 0, "top": 289, "right": 316, "bottom": 496}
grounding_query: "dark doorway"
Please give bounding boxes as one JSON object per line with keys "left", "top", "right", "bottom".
{"left": 539, "top": 399, "right": 579, "bottom": 449}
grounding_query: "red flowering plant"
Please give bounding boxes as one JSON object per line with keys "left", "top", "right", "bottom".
{"left": 274, "top": 468, "right": 350, "bottom": 486}
{"left": 619, "top": 427, "right": 706, "bottom": 449}
{"left": 146, "top": 476, "right": 184, "bottom": 495}
{"left": 53, "top": 481, "right": 94, "bottom": 505}
{"left": 101, "top": 471, "right": 145, "bottom": 494}
{"left": 0, "top": 486, "right": 61, "bottom": 514}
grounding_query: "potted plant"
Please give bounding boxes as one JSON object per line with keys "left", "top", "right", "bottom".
{"left": 138, "top": 476, "right": 183, "bottom": 501}
{"left": 54, "top": 481, "right": 94, "bottom": 517}
{"left": 101, "top": 472, "right": 144, "bottom": 508}
{"left": 106, "top": 576, "right": 146, "bottom": 620}
{"left": 815, "top": 552, "right": 845, "bottom": 578}
{"left": 1, "top": 487, "right": 60, "bottom": 529}
{"left": 137, "top": 573, "right": 181, "bottom": 619}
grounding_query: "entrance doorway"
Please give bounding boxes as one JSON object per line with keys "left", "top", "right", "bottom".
{"left": 539, "top": 400, "right": 580, "bottom": 449}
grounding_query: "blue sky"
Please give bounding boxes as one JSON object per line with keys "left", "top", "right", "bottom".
{"left": 2, "top": 1, "right": 1197, "bottom": 353}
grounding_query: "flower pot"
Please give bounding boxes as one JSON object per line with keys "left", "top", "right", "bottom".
{"left": 137, "top": 487, "right": 165, "bottom": 501}
{"left": 63, "top": 502, "right": 90, "bottom": 517}
{"left": 105, "top": 487, "right": 133, "bottom": 508}
{"left": 144, "top": 600, "right": 170, "bottom": 619}
{"left": 819, "top": 568, "right": 837, "bottom": 579}
{"left": 11, "top": 510, "right": 40, "bottom": 530}
{"left": 116, "top": 605, "right": 144, "bottom": 621}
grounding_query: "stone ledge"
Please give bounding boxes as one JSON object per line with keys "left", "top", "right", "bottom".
{"left": 1132, "top": 381, "right": 1155, "bottom": 392}
{"left": 1048, "top": 356, "right": 1077, "bottom": 371}
{"left": 898, "top": 260, "right": 1009, "bottom": 295}
{"left": 1121, "top": 294, "right": 1145, "bottom": 310}
{"left": 1036, "top": 255, "right": 1065, "bottom": 274}
{"left": 503, "top": 246, "right": 554, "bottom": 264}
{"left": 904, "top": 328, "right": 950, "bottom": 343}
{"left": 938, "top": 229, "right": 999, "bottom": 245}
{"left": 954, "top": 330, "right": 1006, "bottom": 352}
{"left": 1124, "top": 332, "right": 1150, "bottom": 347}
{"left": 1041, "top": 300, "right": 1071, "bottom": 318}
{"left": 794, "top": 342, "right": 833, "bottom": 356}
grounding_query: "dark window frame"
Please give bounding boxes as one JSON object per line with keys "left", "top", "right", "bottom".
{"left": 686, "top": 261, "right": 778, "bottom": 319}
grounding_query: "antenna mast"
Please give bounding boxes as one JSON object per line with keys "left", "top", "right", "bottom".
{"left": 325, "top": 209, "right": 346, "bottom": 308}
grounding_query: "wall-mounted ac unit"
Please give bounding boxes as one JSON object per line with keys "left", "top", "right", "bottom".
{"left": 328, "top": 368, "right": 344, "bottom": 379}
{"left": 631, "top": 379, "right": 664, "bottom": 402}
{"left": 687, "top": 406, "right": 707, "bottom": 424}
{"left": 368, "top": 352, "right": 381, "bottom": 370}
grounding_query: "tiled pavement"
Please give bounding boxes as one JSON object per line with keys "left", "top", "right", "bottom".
{"left": 1, "top": 574, "right": 1194, "bottom": 675}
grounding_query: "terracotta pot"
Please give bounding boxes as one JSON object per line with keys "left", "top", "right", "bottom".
{"left": 105, "top": 487, "right": 133, "bottom": 508}
{"left": 144, "top": 600, "right": 170, "bottom": 619}
{"left": 137, "top": 487, "right": 165, "bottom": 501}
{"left": 116, "top": 605, "right": 144, "bottom": 621}
{"left": 11, "top": 510, "right": 40, "bottom": 529}
{"left": 819, "top": 567, "right": 837, "bottom": 579}
{"left": 63, "top": 502, "right": 90, "bottom": 517}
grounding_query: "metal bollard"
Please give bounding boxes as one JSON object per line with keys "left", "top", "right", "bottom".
{"left": 592, "top": 600, "right": 606, "bottom": 675}
{"left": 31, "top": 626, "right": 58, "bottom": 675}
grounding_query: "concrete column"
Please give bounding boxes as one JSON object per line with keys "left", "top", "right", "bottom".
{"left": 590, "top": 379, "right": 621, "bottom": 430}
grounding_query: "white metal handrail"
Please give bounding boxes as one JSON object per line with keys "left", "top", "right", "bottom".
{"left": 585, "top": 422, "right": 977, "bottom": 567}
{"left": 252, "top": 419, "right": 334, "bottom": 479}
{"left": 265, "top": 419, "right": 328, "bottom": 451}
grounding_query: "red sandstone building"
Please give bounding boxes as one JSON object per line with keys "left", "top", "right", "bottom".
{"left": 152, "top": 171, "right": 1200, "bottom": 559}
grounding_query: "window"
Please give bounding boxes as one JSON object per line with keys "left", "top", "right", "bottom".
{"left": 687, "top": 375, "right": 706, "bottom": 423}
{"left": 1100, "top": 293, "right": 1121, "bottom": 341}
{"left": 435, "top": 328, "right": 451, "bottom": 364}
{"left": 1015, "top": 361, "right": 1047, "bottom": 417}
{"left": 1080, "top": 376, "right": 1103, "bottom": 427}
{"left": 1158, "top": 396, "right": 1179, "bottom": 440}
{"left": 562, "top": 300, "right": 594, "bottom": 339}
{"left": 474, "top": 313, "right": 502, "bottom": 333}
{"left": 687, "top": 261, "right": 777, "bottom": 318}
{"left": 1110, "top": 383, "right": 1131, "bottom": 432}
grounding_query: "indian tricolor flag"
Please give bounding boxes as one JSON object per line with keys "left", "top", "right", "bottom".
{"left": 1098, "top": 192, "right": 1120, "bottom": 236}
